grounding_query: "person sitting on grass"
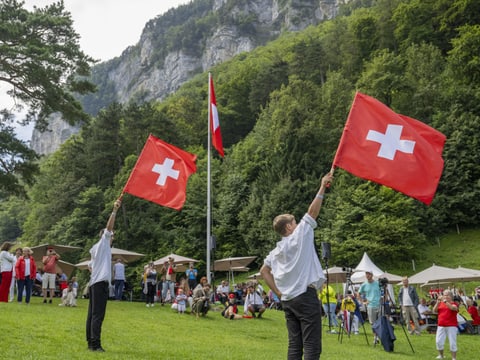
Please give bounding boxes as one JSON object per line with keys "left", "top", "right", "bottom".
{"left": 192, "top": 282, "right": 212, "bottom": 317}
{"left": 60, "top": 281, "right": 77, "bottom": 307}
{"left": 244, "top": 284, "right": 266, "bottom": 318}
{"left": 222, "top": 293, "right": 242, "bottom": 320}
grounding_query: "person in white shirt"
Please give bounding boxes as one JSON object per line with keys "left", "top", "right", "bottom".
{"left": 244, "top": 284, "right": 266, "bottom": 318}
{"left": 113, "top": 258, "right": 126, "bottom": 301}
{"left": 261, "top": 173, "right": 332, "bottom": 360}
{"left": 86, "top": 199, "right": 121, "bottom": 352}
{"left": 0, "top": 242, "right": 15, "bottom": 302}
{"left": 60, "top": 281, "right": 77, "bottom": 307}
{"left": 216, "top": 280, "right": 230, "bottom": 304}
{"left": 9, "top": 248, "right": 22, "bottom": 302}
{"left": 398, "top": 276, "right": 421, "bottom": 335}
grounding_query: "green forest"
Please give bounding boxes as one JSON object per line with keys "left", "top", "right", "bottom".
{"left": 1, "top": 0, "right": 480, "bottom": 288}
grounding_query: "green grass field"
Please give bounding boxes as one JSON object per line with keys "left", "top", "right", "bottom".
{"left": 1, "top": 296, "right": 478, "bottom": 359}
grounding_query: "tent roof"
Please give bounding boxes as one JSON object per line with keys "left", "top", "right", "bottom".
{"left": 408, "top": 264, "right": 480, "bottom": 285}
{"left": 350, "top": 252, "right": 383, "bottom": 283}
{"left": 153, "top": 253, "right": 199, "bottom": 266}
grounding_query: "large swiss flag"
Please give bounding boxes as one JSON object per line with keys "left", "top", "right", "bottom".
{"left": 333, "top": 92, "right": 446, "bottom": 205}
{"left": 123, "top": 135, "right": 197, "bottom": 210}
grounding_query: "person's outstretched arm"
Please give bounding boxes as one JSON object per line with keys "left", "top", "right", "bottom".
{"left": 106, "top": 199, "right": 122, "bottom": 232}
{"left": 307, "top": 173, "right": 333, "bottom": 219}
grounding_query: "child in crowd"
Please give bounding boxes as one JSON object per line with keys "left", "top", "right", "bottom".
{"left": 176, "top": 288, "right": 188, "bottom": 314}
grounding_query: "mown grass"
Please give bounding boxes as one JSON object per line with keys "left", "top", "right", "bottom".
{"left": 1, "top": 296, "right": 478, "bottom": 359}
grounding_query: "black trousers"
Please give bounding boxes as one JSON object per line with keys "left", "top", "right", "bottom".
{"left": 86, "top": 281, "right": 109, "bottom": 348}
{"left": 282, "top": 287, "right": 322, "bottom": 360}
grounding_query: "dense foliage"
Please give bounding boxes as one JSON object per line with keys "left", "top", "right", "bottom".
{"left": 1, "top": 0, "right": 480, "bottom": 284}
{"left": 0, "top": 0, "right": 95, "bottom": 195}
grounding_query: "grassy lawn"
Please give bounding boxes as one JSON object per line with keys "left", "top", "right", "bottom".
{"left": 1, "top": 297, "right": 478, "bottom": 359}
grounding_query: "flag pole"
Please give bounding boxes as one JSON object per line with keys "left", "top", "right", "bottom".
{"left": 207, "top": 72, "right": 212, "bottom": 284}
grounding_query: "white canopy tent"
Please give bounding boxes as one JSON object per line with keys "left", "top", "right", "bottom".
{"left": 346, "top": 252, "right": 396, "bottom": 304}
{"left": 350, "top": 252, "right": 384, "bottom": 283}
{"left": 407, "top": 264, "right": 480, "bottom": 286}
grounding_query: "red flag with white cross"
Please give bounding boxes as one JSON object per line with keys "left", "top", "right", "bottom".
{"left": 123, "top": 135, "right": 197, "bottom": 210}
{"left": 333, "top": 92, "right": 446, "bottom": 205}
{"left": 210, "top": 75, "right": 224, "bottom": 157}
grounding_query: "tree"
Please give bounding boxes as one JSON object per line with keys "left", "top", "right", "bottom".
{"left": 0, "top": 112, "right": 38, "bottom": 197}
{"left": 0, "top": 0, "right": 96, "bottom": 127}
{"left": 0, "top": 0, "right": 95, "bottom": 195}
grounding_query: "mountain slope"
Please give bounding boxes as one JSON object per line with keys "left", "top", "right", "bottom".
{"left": 31, "top": 0, "right": 354, "bottom": 154}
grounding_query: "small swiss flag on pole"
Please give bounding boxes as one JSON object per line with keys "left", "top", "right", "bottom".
{"left": 333, "top": 92, "right": 446, "bottom": 205}
{"left": 122, "top": 135, "right": 197, "bottom": 210}
{"left": 209, "top": 74, "right": 224, "bottom": 157}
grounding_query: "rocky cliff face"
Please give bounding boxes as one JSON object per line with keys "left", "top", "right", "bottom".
{"left": 31, "top": 0, "right": 350, "bottom": 155}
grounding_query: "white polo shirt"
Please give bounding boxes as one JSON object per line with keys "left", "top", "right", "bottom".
{"left": 264, "top": 213, "right": 325, "bottom": 301}
{"left": 89, "top": 229, "right": 112, "bottom": 286}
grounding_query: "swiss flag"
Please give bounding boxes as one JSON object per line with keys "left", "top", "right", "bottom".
{"left": 210, "top": 75, "right": 224, "bottom": 157}
{"left": 333, "top": 92, "right": 446, "bottom": 205}
{"left": 123, "top": 135, "right": 197, "bottom": 210}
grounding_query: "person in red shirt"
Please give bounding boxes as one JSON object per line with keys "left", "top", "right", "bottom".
{"left": 466, "top": 298, "right": 480, "bottom": 326}
{"left": 42, "top": 247, "right": 60, "bottom": 304}
{"left": 15, "top": 247, "right": 37, "bottom": 304}
{"left": 433, "top": 290, "right": 458, "bottom": 360}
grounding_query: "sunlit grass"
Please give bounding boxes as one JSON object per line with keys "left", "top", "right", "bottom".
{"left": 1, "top": 296, "right": 478, "bottom": 359}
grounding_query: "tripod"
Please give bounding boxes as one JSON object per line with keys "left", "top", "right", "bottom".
{"left": 337, "top": 271, "right": 369, "bottom": 345}
{"left": 376, "top": 282, "right": 415, "bottom": 353}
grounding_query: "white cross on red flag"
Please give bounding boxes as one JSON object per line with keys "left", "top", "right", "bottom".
{"left": 123, "top": 135, "right": 197, "bottom": 210}
{"left": 333, "top": 92, "right": 446, "bottom": 205}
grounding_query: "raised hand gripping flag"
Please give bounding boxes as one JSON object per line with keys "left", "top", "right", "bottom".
{"left": 333, "top": 92, "right": 446, "bottom": 205}
{"left": 123, "top": 135, "right": 197, "bottom": 210}
{"left": 209, "top": 75, "right": 224, "bottom": 157}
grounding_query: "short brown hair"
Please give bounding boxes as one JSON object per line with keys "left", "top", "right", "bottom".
{"left": 0, "top": 241, "right": 14, "bottom": 251}
{"left": 273, "top": 214, "right": 295, "bottom": 236}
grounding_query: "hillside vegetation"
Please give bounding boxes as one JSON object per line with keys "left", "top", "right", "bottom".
{"left": 0, "top": 0, "right": 479, "bottom": 289}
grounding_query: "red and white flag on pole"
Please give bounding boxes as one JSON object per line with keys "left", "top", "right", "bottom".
{"left": 333, "top": 92, "right": 446, "bottom": 205}
{"left": 209, "top": 75, "right": 224, "bottom": 157}
{"left": 123, "top": 135, "right": 197, "bottom": 210}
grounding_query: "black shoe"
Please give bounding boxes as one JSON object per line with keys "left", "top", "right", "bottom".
{"left": 49, "top": 299, "right": 52, "bottom": 304}
{"left": 90, "top": 347, "right": 105, "bottom": 352}
{"left": 258, "top": 313, "right": 262, "bottom": 318}
{"left": 43, "top": 299, "right": 47, "bottom": 304}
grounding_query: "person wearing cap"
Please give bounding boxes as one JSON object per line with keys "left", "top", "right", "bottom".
{"left": 260, "top": 173, "right": 333, "bottom": 359}
{"left": 15, "top": 247, "right": 37, "bottom": 304}
{"left": 86, "top": 199, "right": 121, "bottom": 352}
{"left": 42, "top": 246, "right": 60, "bottom": 304}
{"left": 223, "top": 292, "right": 242, "bottom": 320}
{"left": 358, "top": 270, "right": 381, "bottom": 343}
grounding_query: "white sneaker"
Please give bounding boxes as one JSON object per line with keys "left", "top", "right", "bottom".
{"left": 151, "top": 303, "right": 154, "bottom": 307}
{"left": 146, "top": 304, "right": 150, "bottom": 307}
{"left": 435, "top": 355, "right": 444, "bottom": 359}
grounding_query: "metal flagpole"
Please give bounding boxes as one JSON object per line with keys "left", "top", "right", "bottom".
{"left": 206, "top": 72, "right": 212, "bottom": 284}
